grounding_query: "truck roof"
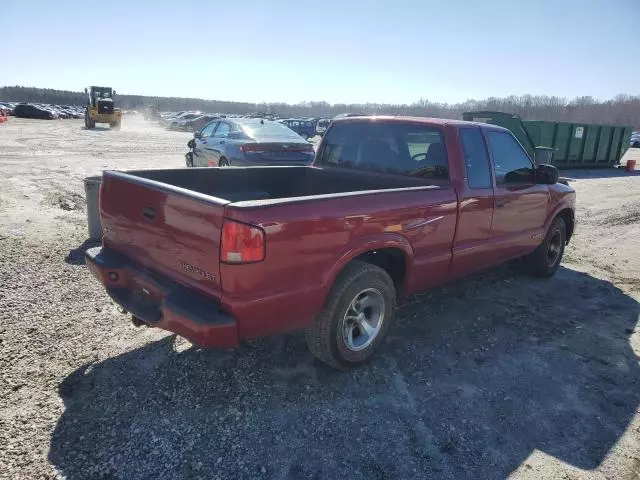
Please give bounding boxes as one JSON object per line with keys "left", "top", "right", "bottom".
{"left": 331, "top": 115, "right": 509, "bottom": 131}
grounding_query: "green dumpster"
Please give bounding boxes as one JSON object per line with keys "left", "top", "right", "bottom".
{"left": 462, "top": 111, "right": 632, "bottom": 168}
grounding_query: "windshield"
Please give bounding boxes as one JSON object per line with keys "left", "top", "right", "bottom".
{"left": 92, "top": 89, "right": 112, "bottom": 99}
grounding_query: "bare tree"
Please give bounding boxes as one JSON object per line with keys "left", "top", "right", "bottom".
{"left": 1, "top": 86, "right": 638, "bottom": 128}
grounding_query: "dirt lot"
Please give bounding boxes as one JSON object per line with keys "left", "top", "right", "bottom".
{"left": 1, "top": 116, "right": 639, "bottom": 480}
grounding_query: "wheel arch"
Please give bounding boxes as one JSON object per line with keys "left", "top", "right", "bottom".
{"left": 556, "top": 208, "right": 575, "bottom": 243}
{"left": 321, "top": 235, "right": 413, "bottom": 298}
{"left": 545, "top": 200, "right": 575, "bottom": 245}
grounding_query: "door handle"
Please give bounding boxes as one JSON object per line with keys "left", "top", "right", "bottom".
{"left": 496, "top": 199, "right": 506, "bottom": 208}
{"left": 142, "top": 206, "right": 156, "bottom": 220}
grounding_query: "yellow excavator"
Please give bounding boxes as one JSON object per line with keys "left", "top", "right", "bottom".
{"left": 84, "top": 86, "right": 122, "bottom": 130}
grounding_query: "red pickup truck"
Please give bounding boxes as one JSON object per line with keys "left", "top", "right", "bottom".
{"left": 86, "top": 116, "right": 575, "bottom": 369}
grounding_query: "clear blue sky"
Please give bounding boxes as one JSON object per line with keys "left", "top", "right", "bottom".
{"left": 3, "top": 0, "right": 638, "bottom": 104}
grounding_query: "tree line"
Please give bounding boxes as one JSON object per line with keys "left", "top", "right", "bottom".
{"left": 1, "top": 86, "right": 639, "bottom": 127}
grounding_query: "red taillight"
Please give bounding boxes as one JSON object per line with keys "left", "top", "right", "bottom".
{"left": 221, "top": 220, "right": 265, "bottom": 264}
{"left": 240, "top": 144, "right": 264, "bottom": 153}
{"left": 241, "top": 143, "right": 314, "bottom": 153}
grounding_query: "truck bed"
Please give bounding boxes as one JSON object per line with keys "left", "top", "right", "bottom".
{"left": 99, "top": 165, "right": 449, "bottom": 305}
{"left": 125, "top": 166, "right": 439, "bottom": 204}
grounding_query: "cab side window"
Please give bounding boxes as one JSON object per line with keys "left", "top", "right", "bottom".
{"left": 486, "top": 131, "right": 534, "bottom": 185}
{"left": 200, "top": 121, "right": 218, "bottom": 137}
{"left": 460, "top": 128, "right": 492, "bottom": 189}
{"left": 214, "top": 122, "right": 231, "bottom": 138}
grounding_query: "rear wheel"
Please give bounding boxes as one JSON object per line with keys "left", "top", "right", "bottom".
{"left": 185, "top": 152, "right": 194, "bottom": 167}
{"left": 111, "top": 121, "right": 121, "bottom": 131}
{"left": 522, "top": 217, "right": 566, "bottom": 278}
{"left": 305, "top": 261, "right": 396, "bottom": 370}
{"left": 218, "top": 157, "right": 229, "bottom": 167}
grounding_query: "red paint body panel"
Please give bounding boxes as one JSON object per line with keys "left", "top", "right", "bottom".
{"left": 223, "top": 187, "right": 458, "bottom": 338}
{"left": 91, "top": 117, "right": 576, "bottom": 348}
{"left": 100, "top": 174, "right": 226, "bottom": 299}
{"left": 445, "top": 125, "right": 498, "bottom": 277}
{"left": 490, "top": 183, "right": 550, "bottom": 260}
{"left": 84, "top": 247, "right": 238, "bottom": 348}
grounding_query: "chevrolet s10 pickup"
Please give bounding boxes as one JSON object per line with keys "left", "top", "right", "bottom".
{"left": 86, "top": 116, "right": 575, "bottom": 369}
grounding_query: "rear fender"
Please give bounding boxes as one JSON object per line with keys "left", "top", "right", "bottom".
{"left": 320, "top": 233, "right": 414, "bottom": 294}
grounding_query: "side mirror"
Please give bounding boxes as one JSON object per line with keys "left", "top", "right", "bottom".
{"left": 534, "top": 146, "right": 554, "bottom": 165}
{"left": 113, "top": 90, "right": 117, "bottom": 96}
{"left": 194, "top": 131, "right": 202, "bottom": 139}
{"left": 536, "top": 164, "right": 559, "bottom": 185}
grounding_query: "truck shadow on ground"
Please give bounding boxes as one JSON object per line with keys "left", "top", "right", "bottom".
{"left": 82, "top": 126, "right": 111, "bottom": 132}
{"left": 48, "top": 266, "right": 640, "bottom": 479}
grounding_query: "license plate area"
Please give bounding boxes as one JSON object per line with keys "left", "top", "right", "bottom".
{"left": 133, "top": 285, "right": 161, "bottom": 310}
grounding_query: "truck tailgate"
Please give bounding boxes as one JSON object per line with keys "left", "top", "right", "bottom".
{"left": 99, "top": 171, "right": 228, "bottom": 298}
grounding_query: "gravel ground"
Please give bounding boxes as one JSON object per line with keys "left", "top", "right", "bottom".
{"left": 1, "top": 116, "right": 639, "bottom": 480}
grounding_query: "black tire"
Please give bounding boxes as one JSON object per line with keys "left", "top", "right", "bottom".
{"left": 305, "top": 261, "right": 396, "bottom": 370}
{"left": 218, "top": 157, "right": 229, "bottom": 167}
{"left": 633, "top": 141, "right": 640, "bottom": 148}
{"left": 523, "top": 217, "right": 566, "bottom": 278}
{"left": 185, "top": 152, "right": 194, "bottom": 167}
{"left": 85, "top": 112, "right": 95, "bottom": 129}
{"left": 112, "top": 121, "right": 121, "bottom": 131}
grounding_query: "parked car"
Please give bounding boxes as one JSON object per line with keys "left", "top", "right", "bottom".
{"left": 187, "top": 117, "right": 314, "bottom": 167}
{"left": 50, "top": 106, "right": 69, "bottom": 118}
{"left": 159, "top": 111, "right": 185, "bottom": 127}
{"left": 315, "top": 118, "right": 331, "bottom": 136}
{"left": 279, "top": 118, "right": 316, "bottom": 139}
{"left": 87, "top": 115, "right": 575, "bottom": 370}
{"left": 168, "top": 112, "right": 201, "bottom": 130}
{"left": 13, "top": 103, "right": 56, "bottom": 119}
{"left": 630, "top": 132, "right": 640, "bottom": 148}
{"left": 180, "top": 114, "right": 219, "bottom": 132}
{"left": 58, "top": 105, "right": 82, "bottom": 119}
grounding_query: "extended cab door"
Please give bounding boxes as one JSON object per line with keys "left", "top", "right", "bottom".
{"left": 193, "top": 121, "right": 219, "bottom": 167}
{"left": 485, "top": 129, "right": 549, "bottom": 260}
{"left": 450, "top": 127, "right": 497, "bottom": 277}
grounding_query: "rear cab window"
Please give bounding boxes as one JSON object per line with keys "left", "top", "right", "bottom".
{"left": 317, "top": 120, "right": 449, "bottom": 180}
